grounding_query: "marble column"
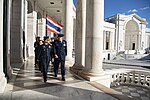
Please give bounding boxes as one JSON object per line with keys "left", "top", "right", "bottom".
{"left": 24, "top": 0, "right": 28, "bottom": 60}
{"left": 81, "top": 0, "right": 86, "bottom": 66}
{"left": 84, "top": 0, "right": 104, "bottom": 74}
{"left": 137, "top": 34, "right": 139, "bottom": 50}
{"left": 10, "top": 0, "right": 24, "bottom": 63}
{"left": 109, "top": 32, "right": 112, "bottom": 50}
{"left": 27, "top": 11, "right": 37, "bottom": 57}
{"left": 5, "top": 0, "right": 12, "bottom": 78}
{"left": 0, "top": 0, "right": 7, "bottom": 93}
{"left": 72, "top": 0, "right": 86, "bottom": 69}
{"left": 61, "top": 0, "right": 66, "bottom": 37}
{"left": 111, "top": 32, "right": 115, "bottom": 50}
{"left": 63, "top": 0, "right": 74, "bottom": 61}
{"left": 103, "top": 31, "right": 106, "bottom": 50}
{"left": 37, "top": 18, "right": 46, "bottom": 38}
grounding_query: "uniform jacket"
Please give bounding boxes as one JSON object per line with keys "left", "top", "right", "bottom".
{"left": 54, "top": 40, "right": 67, "bottom": 61}
{"left": 38, "top": 43, "right": 52, "bottom": 62}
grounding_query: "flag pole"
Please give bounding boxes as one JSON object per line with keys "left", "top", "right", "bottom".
{"left": 46, "top": 13, "right": 48, "bottom": 36}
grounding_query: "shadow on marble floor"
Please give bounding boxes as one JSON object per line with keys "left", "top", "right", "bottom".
{"left": 6, "top": 59, "right": 122, "bottom": 100}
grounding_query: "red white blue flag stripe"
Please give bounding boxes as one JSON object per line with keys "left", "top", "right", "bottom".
{"left": 46, "top": 16, "right": 63, "bottom": 34}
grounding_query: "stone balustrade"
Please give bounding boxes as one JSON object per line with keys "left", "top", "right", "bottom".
{"left": 111, "top": 70, "right": 150, "bottom": 88}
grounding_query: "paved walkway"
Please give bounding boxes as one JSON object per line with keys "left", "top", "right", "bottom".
{"left": 0, "top": 57, "right": 117, "bottom": 100}
{"left": 0, "top": 57, "right": 150, "bottom": 100}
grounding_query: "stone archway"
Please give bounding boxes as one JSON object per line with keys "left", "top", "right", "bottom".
{"left": 125, "top": 20, "right": 139, "bottom": 51}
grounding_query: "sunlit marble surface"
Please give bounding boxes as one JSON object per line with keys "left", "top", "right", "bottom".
{"left": 0, "top": 57, "right": 117, "bottom": 100}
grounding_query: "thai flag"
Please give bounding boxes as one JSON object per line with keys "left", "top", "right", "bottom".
{"left": 46, "top": 16, "right": 63, "bottom": 34}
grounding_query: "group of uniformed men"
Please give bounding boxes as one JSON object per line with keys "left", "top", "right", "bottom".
{"left": 34, "top": 34, "right": 67, "bottom": 83}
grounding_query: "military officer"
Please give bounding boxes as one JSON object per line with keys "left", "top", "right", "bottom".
{"left": 38, "top": 37, "right": 52, "bottom": 82}
{"left": 37, "top": 40, "right": 43, "bottom": 72}
{"left": 54, "top": 34, "right": 67, "bottom": 81}
{"left": 34, "top": 36, "right": 40, "bottom": 66}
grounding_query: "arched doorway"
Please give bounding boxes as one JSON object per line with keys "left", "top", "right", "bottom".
{"left": 125, "top": 20, "right": 140, "bottom": 51}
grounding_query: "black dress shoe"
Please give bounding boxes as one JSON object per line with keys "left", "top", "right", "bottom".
{"left": 62, "top": 77, "right": 65, "bottom": 81}
{"left": 44, "top": 79, "right": 47, "bottom": 83}
{"left": 54, "top": 75, "right": 57, "bottom": 77}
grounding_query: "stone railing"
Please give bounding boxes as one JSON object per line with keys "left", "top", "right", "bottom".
{"left": 111, "top": 70, "right": 150, "bottom": 88}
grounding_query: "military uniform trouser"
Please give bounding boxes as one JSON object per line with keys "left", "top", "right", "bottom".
{"left": 41, "top": 57, "right": 50, "bottom": 82}
{"left": 38, "top": 61, "right": 42, "bottom": 72}
{"left": 54, "top": 60, "right": 65, "bottom": 78}
{"left": 34, "top": 50, "right": 38, "bottom": 65}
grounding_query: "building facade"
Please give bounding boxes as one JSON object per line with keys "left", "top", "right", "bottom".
{"left": 103, "top": 13, "right": 150, "bottom": 60}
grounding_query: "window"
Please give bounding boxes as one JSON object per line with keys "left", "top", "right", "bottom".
{"left": 132, "top": 43, "right": 135, "bottom": 50}
{"left": 106, "top": 42, "right": 109, "bottom": 50}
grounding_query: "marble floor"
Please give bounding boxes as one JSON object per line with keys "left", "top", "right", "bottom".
{"left": 112, "top": 85, "right": 150, "bottom": 100}
{"left": 1, "top": 57, "right": 150, "bottom": 100}
{"left": 0, "top": 57, "right": 117, "bottom": 100}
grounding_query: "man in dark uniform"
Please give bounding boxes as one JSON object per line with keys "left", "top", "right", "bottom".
{"left": 54, "top": 34, "right": 67, "bottom": 81}
{"left": 34, "top": 36, "right": 40, "bottom": 66}
{"left": 37, "top": 40, "right": 43, "bottom": 72}
{"left": 38, "top": 37, "right": 52, "bottom": 82}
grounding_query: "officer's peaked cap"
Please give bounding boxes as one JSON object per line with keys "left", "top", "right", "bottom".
{"left": 57, "top": 34, "right": 64, "bottom": 37}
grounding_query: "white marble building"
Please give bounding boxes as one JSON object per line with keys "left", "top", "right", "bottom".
{"left": 103, "top": 13, "right": 150, "bottom": 60}
{"left": 1, "top": 0, "right": 150, "bottom": 93}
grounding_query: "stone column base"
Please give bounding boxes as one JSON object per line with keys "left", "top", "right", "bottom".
{"left": 0, "top": 74, "right": 7, "bottom": 93}
{"left": 70, "top": 67, "right": 111, "bottom": 88}
{"left": 65, "top": 58, "right": 74, "bottom": 67}
{"left": 72, "top": 64, "right": 84, "bottom": 70}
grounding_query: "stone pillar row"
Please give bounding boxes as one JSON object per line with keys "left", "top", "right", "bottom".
{"left": 73, "top": 0, "right": 86, "bottom": 69}
{"left": 72, "top": 0, "right": 104, "bottom": 73}
{"left": 71, "top": 0, "right": 111, "bottom": 86}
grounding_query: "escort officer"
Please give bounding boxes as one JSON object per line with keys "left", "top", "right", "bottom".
{"left": 37, "top": 40, "right": 43, "bottom": 72}
{"left": 38, "top": 37, "right": 52, "bottom": 82}
{"left": 54, "top": 34, "right": 67, "bottom": 81}
{"left": 34, "top": 36, "right": 40, "bottom": 66}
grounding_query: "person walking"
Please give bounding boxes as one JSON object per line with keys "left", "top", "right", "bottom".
{"left": 34, "top": 36, "right": 40, "bottom": 66}
{"left": 37, "top": 40, "right": 43, "bottom": 72}
{"left": 53, "top": 34, "right": 67, "bottom": 81}
{"left": 38, "top": 37, "right": 52, "bottom": 82}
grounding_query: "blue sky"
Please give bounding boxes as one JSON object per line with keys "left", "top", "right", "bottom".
{"left": 73, "top": 0, "right": 150, "bottom": 28}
